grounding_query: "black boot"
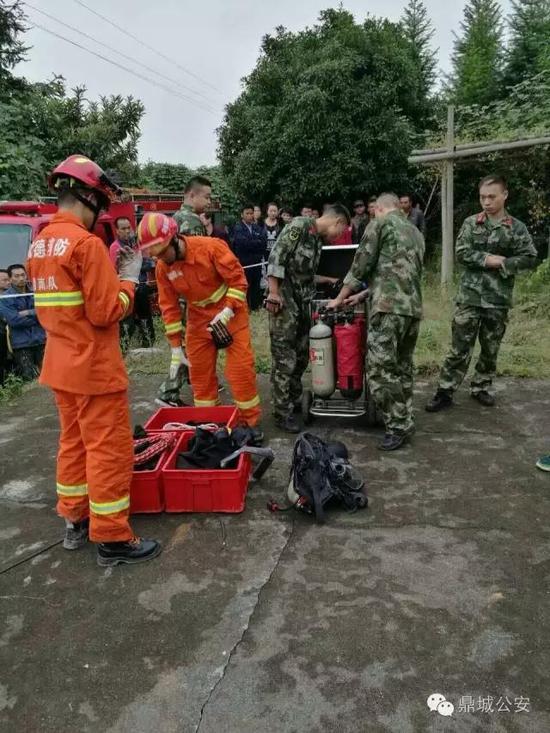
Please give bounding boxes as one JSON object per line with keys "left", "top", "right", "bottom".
{"left": 97, "top": 537, "right": 162, "bottom": 567}
{"left": 425, "top": 389, "right": 454, "bottom": 413}
{"left": 377, "top": 431, "right": 409, "bottom": 451}
{"left": 471, "top": 390, "right": 495, "bottom": 407}
{"left": 274, "top": 413, "right": 301, "bottom": 434}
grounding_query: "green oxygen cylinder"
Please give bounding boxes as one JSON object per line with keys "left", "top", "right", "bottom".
{"left": 309, "top": 320, "right": 335, "bottom": 397}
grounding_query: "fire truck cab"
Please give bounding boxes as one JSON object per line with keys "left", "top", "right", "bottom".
{"left": 0, "top": 200, "right": 136, "bottom": 269}
{"left": 0, "top": 193, "right": 223, "bottom": 269}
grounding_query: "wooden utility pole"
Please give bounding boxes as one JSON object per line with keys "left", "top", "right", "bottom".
{"left": 441, "top": 105, "right": 455, "bottom": 285}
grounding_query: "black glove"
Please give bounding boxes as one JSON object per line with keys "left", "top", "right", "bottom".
{"left": 210, "top": 320, "right": 233, "bottom": 349}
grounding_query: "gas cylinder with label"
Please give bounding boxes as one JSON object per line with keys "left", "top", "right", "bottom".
{"left": 309, "top": 321, "right": 335, "bottom": 397}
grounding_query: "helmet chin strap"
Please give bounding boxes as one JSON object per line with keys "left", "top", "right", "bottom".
{"left": 72, "top": 189, "right": 103, "bottom": 231}
{"left": 173, "top": 237, "right": 185, "bottom": 260}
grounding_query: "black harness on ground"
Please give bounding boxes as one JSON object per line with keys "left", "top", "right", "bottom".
{"left": 268, "top": 433, "right": 367, "bottom": 522}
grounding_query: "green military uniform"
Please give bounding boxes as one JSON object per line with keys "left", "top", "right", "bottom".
{"left": 267, "top": 217, "right": 322, "bottom": 419}
{"left": 173, "top": 203, "right": 206, "bottom": 236}
{"left": 438, "top": 211, "right": 537, "bottom": 395}
{"left": 344, "top": 210, "right": 425, "bottom": 434}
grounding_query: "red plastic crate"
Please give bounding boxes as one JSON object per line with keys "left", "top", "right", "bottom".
{"left": 144, "top": 405, "right": 238, "bottom": 432}
{"left": 130, "top": 431, "right": 180, "bottom": 513}
{"left": 162, "top": 432, "right": 251, "bottom": 513}
{"left": 130, "top": 450, "right": 168, "bottom": 514}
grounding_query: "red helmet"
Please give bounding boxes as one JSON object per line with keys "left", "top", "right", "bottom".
{"left": 48, "top": 154, "right": 121, "bottom": 211}
{"left": 137, "top": 212, "right": 179, "bottom": 256}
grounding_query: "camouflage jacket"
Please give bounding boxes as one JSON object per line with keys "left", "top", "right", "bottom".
{"left": 344, "top": 210, "right": 425, "bottom": 319}
{"left": 267, "top": 217, "right": 322, "bottom": 301}
{"left": 455, "top": 211, "right": 537, "bottom": 309}
{"left": 173, "top": 203, "right": 206, "bottom": 236}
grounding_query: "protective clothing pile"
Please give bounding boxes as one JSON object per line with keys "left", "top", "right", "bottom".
{"left": 175, "top": 426, "right": 261, "bottom": 470}
{"left": 269, "top": 433, "right": 367, "bottom": 522}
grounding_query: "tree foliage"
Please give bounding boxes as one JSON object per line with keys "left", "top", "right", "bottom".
{"left": 0, "top": 3, "right": 144, "bottom": 198}
{"left": 400, "top": 0, "right": 438, "bottom": 100}
{"left": 141, "top": 161, "right": 193, "bottom": 192}
{"left": 0, "top": 78, "right": 144, "bottom": 198}
{"left": 0, "top": 0, "right": 27, "bottom": 92}
{"left": 449, "top": 0, "right": 505, "bottom": 106}
{"left": 217, "top": 8, "right": 436, "bottom": 206}
{"left": 504, "top": 0, "right": 550, "bottom": 88}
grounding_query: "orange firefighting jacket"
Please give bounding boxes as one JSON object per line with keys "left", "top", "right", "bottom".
{"left": 156, "top": 236, "right": 248, "bottom": 346}
{"left": 26, "top": 211, "right": 135, "bottom": 395}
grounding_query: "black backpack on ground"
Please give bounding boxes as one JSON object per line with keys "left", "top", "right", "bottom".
{"left": 286, "top": 432, "right": 367, "bottom": 522}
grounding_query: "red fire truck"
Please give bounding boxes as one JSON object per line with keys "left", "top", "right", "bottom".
{"left": 0, "top": 193, "right": 191, "bottom": 268}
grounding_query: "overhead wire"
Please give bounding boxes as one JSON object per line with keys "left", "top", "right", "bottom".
{"left": 28, "top": 21, "right": 220, "bottom": 117}
{"left": 72, "top": 0, "right": 223, "bottom": 94}
{"left": 24, "top": 1, "right": 221, "bottom": 112}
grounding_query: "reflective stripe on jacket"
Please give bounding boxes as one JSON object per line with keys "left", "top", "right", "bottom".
{"left": 26, "top": 211, "right": 135, "bottom": 394}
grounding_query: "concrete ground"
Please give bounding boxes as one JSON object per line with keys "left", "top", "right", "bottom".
{"left": 1, "top": 373, "right": 549, "bottom": 733}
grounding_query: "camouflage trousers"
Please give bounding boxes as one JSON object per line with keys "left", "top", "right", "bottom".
{"left": 269, "top": 296, "right": 310, "bottom": 418}
{"left": 367, "top": 312, "right": 420, "bottom": 434}
{"left": 438, "top": 304, "right": 508, "bottom": 394}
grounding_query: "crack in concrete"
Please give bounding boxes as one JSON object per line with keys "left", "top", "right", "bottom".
{"left": 194, "top": 520, "right": 296, "bottom": 733}
{"left": 0, "top": 539, "right": 63, "bottom": 576}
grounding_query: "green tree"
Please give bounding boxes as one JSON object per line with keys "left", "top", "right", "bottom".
{"left": 504, "top": 0, "right": 550, "bottom": 88}
{"left": 400, "top": 0, "right": 437, "bottom": 99}
{"left": 449, "top": 0, "right": 505, "bottom": 106}
{"left": 0, "top": 77, "right": 145, "bottom": 198}
{"left": 218, "top": 8, "right": 431, "bottom": 205}
{"left": 0, "top": 0, "right": 28, "bottom": 91}
{"left": 140, "top": 161, "right": 193, "bottom": 193}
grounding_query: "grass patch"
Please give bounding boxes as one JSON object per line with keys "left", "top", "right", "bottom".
{"left": 0, "top": 374, "right": 25, "bottom": 405}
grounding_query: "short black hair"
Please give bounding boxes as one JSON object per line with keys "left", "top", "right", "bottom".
{"left": 184, "top": 175, "right": 212, "bottom": 194}
{"left": 280, "top": 206, "right": 293, "bottom": 217}
{"left": 353, "top": 199, "right": 366, "bottom": 207}
{"left": 399, "top": 193, "right": 414, "bottom": 202}
{"left": 301, "top": 203, "right": 314, "bottom": 210}
{"left": 323, "top": 203, "right": 351, "bottom": 225}
{"left": 115, "top": 216, "right": 131, "bottom": 228}
{"left": 479, "top": 175, "right": 507, "bottom": 190}
{"left": 241, "top": 203, "right": 255, "bottom": 213}
{"left": 8, "top": 264, "right": 26, "bottom": 277}
{"left": 267, "top": 202, "right": 278, "bottom": 209}
{"left": 0, "top": 269, "right": 8, "bottom": 275}
{"left": 368, "top": 196, "right": 377, "bottom": 204}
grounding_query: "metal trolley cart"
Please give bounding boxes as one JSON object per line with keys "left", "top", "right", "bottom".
{"left": 301, "top": 244, "right": 382, "bottom": 427}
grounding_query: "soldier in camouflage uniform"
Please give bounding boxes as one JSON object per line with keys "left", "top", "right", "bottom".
{"left": 173, "top": 175, "right": 211, "bottom": 236}
{"left": 329, "top": 193, "right": 425, "bottom": 451}
{"left": 266, "top": 205, "right": 350, "bottom": 433}
{"left": 426, "top": 175, "right": 537, "bottom": 412}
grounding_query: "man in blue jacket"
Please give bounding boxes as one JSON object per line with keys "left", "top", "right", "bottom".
{"left": 0, "top": 264, "right": 46, "bottom": 381}
{"left": 231, "top": 204, "right": 267, "bottom": 310}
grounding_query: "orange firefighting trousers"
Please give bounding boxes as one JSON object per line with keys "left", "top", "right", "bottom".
{"left": 187, "top": 309, "right": 261, "bottom": 426}
{"left": 54, "top": 390, "right": 134, "bottom": 543}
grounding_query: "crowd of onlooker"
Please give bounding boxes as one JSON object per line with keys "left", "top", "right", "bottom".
{"left": 222, "top": 194, "right": 426, "bottom": 311}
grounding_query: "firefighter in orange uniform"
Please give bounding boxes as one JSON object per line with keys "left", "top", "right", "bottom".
{"left": 137, "top": 213, "right": 263, "bottom": 443}
{"left": 27, "top": 155, "right": 161, "bottom": 567}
